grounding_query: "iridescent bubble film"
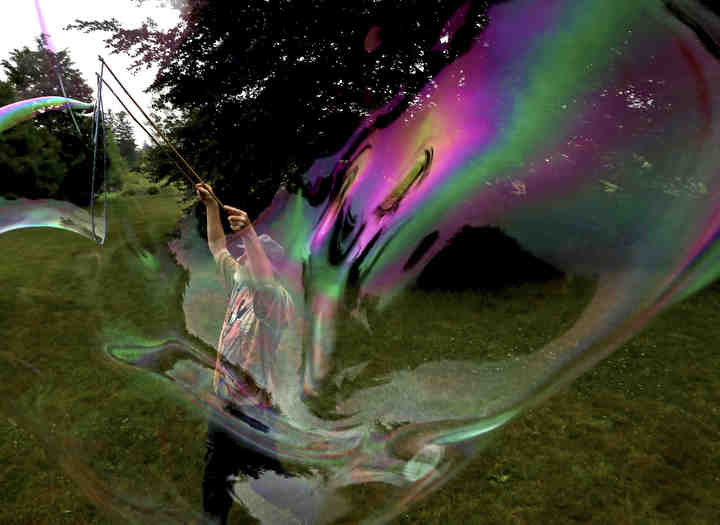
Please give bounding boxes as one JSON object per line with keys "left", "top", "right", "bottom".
{"left": 2, "top": 1, "right": 720, "bottom": 524}
{"left": 0, "top": 97, "right": 103, "bottom": 242}
{"left": 0, "top": 96, "right": 92, "bottom": 134}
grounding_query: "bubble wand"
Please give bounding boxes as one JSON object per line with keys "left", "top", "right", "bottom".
{"left": 98, "top": 56, "right": 224, "bottom": 209}
{"left": 98, "top": 74, "right": 191, "bottom": 187}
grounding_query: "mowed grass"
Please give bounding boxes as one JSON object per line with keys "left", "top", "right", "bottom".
{"left": 1, "top": 192, "right": 719, "bottom": 524}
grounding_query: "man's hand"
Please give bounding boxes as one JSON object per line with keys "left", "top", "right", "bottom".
{"left": 196, "top": 184, "right": 250, "bottom": 231}
{"left": 195, "top": 183, "right": 217, "bottom": 207}
{"left": 224, "top": 206, "right": 251, "bottom": 233}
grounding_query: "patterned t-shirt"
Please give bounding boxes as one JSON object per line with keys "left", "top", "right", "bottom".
{"left": 213, "top": 248, "right": 293, "bottom": 407}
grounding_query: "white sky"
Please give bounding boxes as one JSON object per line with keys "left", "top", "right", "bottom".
{"left": 0, "top": 0, "right": 181, "bottom": 146}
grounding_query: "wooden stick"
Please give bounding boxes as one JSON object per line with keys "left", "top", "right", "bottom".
{"left": 99, "top": 74, "right": 196, "bottom": 187}
{"left": 98, "top": 56, "right": 224, "bottom": 209}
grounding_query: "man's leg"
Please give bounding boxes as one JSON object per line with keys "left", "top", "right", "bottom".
{"left": 202, "top": 418, "right": 238, "bottom": 525}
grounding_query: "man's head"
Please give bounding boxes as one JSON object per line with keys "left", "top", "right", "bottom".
{"left": 235, "top": 233, "right": 286, "bottom": 268}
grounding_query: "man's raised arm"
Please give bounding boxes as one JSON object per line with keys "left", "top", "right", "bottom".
{"left": 196, "top": 183, "right": 274, "bottom": 281}
{"left": 196, "top": 183, "right": 226, "bottom": 258}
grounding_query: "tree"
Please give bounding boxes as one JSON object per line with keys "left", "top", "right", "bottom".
{"left": 103, "top": 128, "right": 130, "bottom": 192}
{"left": 0, "top": 80, "right": 66, "bottom": 200}
{"left": 106, "top": 110, "right": 138, "bottom": 168}
{"left": 2, "top": 37, "right": 93, "bottom": 103}
{"left": 0, "top": 39, "right": 114, "bottom": 204}
{"left": 69, "top": 1, "right": 495, "bottom": 218}
{"left": 0, "top": 79, "right": 14, "bottom": 105}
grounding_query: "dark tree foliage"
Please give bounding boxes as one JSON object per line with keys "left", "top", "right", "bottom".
{"left": 70, "top": 1, "right": 502, "bottom": 218}
{"left": 0, "top": 80, "right": 65, "bottom": 200}
{"left": 0, "top": 82, "right": 15, "bottom": 111}
{"left": 1, "top": 40, "right": 108, "bottom": 205}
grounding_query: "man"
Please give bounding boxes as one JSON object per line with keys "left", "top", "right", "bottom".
{"left": 195, "top": 183, "right": 293, "bottom": 525}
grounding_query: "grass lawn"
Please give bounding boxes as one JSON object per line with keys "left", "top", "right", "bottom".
{"left": 1, "top": 192, "right": 718, "bottom": 524}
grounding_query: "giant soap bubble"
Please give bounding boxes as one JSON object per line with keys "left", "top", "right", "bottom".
{"left": 2, "top": 0, "right": 719, "bottom": 523}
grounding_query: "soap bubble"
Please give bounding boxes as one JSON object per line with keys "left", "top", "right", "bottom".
{"left": 2, "top": 0, "right": 720, "bottom": 523}
{"left": 0, "top": 96, "right": 105, "bottom": 241}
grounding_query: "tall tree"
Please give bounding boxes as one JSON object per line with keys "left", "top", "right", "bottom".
{"left": 70, "top": 1, "right": 492, "bottom": 217}
{"left": 107, "top": 109, "right": 138, "bottom": 168}
{"left": 2, "top": 38, "right": 93, "bottom": 103}
{"left": 0, "top": 79, "right": 14, "bottom": 106}
{"left": 1, "top": 39, "right": 112, "bottom": 204}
